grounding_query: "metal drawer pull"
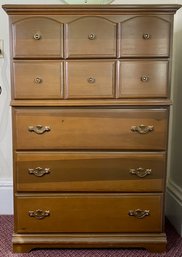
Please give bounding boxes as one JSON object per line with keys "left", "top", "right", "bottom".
{"left": 87, "top": 77, "right": 96, "bottom": 84}
{"left": 129, "top": 167, "right": 152, "bottom": 178}
{"left": 34, "top": 77, "right": 42, "bottom": 84}
{"left": 28, "top": 125, "right": 51, "bottom": 134}
{"left": 141, "top": 75, "right": 149, "bottom": 82}
{"left": 29, "top": 209, "right": 50, "bottom": 220}
{"left": 131, "top": 124, "right": 154, "bottom": 134}
{"left": 143, "top": 33, "right": 151, "bottom": 40}
{"left": 128, "top": 209, "right": 150, "bottom": 219}
{"left": 28, "top": 167, "right": 50, "bottom": 177}
{"left": 0, "top": 86, "right": 2, "bottom": 95}
{"left": 88, "top": 33, "right": 96, "bottom": 40}
{"left": 33, "top": 33, "right": 41, "bottom": 40}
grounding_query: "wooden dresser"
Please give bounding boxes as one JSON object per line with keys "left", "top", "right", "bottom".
{"left": 3, "top": 4, "right": 180, "bottom": 253}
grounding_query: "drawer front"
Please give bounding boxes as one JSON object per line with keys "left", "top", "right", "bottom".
{"left": 119, "top": 60, "right": 169, "bottom": 98}
{"left": 13, "top": 61, "right": 63, "bottom": 99}
{"left": 65, "top": 17, "right": 116, "bottom": 58}
{"left": 14, "top": 108, "right": 168, "bottom": 150}
{"left": 65, "top": 61, "right": 115, "bottom": 99}
{"left": 120, "top": 16, "right": 170, "bottom": 57}
{"left": 15, "top": 194, "right": 163, "bottom": 233}
{"left": 12, "top": 17, "right": 63, "bottom": 58}
{"left": 15, "top": 152, "right": 166, "bottom": 192}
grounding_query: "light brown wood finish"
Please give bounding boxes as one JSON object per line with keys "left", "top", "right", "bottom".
{"left": 12, "top": 17, "right": 63, "bottom": 58}
{"left": 3, "top": 4, "right": 180, "bottom": 253}
{"left": 119, "top": 16, "right": 171, "bottom": 57}
{"left": 13, "top": 61, "right": 63, "bottom": 99}
{"left": 15, "top": 151, "right": 166, "bottom": 192}
{"left": 65, "top": 16, "right": 117, "bottom": 58}
{"left": 65, "top": 60, "right": 115, "bottom": 99}
{"left": 14, "top": 108, "right": 168, "bottom": 150}
{"left": 15, "top": 194, "right": 163, "bottom": 233}
{"left": 118, "top": 60, "right": 169, "bottom": 98}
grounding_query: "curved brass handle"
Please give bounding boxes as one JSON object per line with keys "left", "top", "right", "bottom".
{"left": 128, "top": 209, "right": 150, "bottom": 219}
{"left": 87, "top": 77, "right": 96, "bottom": 84}
{"left": 88, "top": 33, "right": 96, "bottom": 40}
{"left": 143, "top": 33, "right": 151, "bottom": 40}
{"left": 131, "top": 124, "right": 154, "bottom": 134}
{"left": 28, "top": 125, "right": 51, "bottom": 134}
{"left": 141, "top": 75, "right": 149, "bottom": 82}
{"left": 33, "top": 33, "right": 41, "bottom": 40}
{"left": 129, "top": 167, "right": 152, "bottom": 178}
{"left": 28, "top": 167, "right": 50, "bottom": 177}
{"left": 34, "top": 77, "right": 42, "bottom": 84}
{"left": 29, "top": 209, "right": 50, "bottom": 220}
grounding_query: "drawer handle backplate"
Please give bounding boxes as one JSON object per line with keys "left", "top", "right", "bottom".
{"left": 33, "top": 33, "right": 41, "bottom": 40}
{"left": 28, "top": 125, "right": 51, "bottom": 135}
{"left": 34, "top": 77, "right": 42, "bottom": 84}
{"left": 131, "top": 125, "right": 154, "bottom": 134}
{"left": 143, "top": 33, "right": 151, "bottom": 40}
{"left": 88, "top": 33, "right": 96, "bottom": 40}
{"left": 28, "top": 167, "right": 50, "bottom": 177}
{"left": 129, "top": 167, "right": 152, "bottom": 178}
{"left": 29, "top": 209, "right": 50, "bottom": 220}
{"left": 141, "top": 75, "right": 149, "bottom": 82}
{"left": 128, "top": 209, "right": 150, "bottom": 219}
{"left": 87, "top": 77, "right": 96, "bottom": 84}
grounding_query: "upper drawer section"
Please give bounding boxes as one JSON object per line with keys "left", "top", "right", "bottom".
{"left": 13, "top": 60, "right": 63, "bottom": 99}
{"left": 12, "top": 17, "right": 63, "bottom": 58}
{"left": 65, "top": 17, "right": 117, "bottom": 58}
{"left": 119, "top": 16, "right": 170, "bottom": 57}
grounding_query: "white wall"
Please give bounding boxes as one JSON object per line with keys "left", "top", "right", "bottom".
{"left": 0, "top": 1, "right": 181, "bottom": 236}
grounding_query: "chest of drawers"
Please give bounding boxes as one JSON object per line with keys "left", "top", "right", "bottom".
{"left": 3, "top": 4, "right": 180, "bottom": 253}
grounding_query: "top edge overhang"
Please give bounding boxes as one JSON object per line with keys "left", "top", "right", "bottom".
{"left": 2, "top": 4, "right": 181, "bottom": 15}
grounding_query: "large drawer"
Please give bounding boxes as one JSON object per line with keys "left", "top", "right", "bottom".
{"left": 15, "top": 194, "right": 163, "bottom": 233}
{"left": 119, "top": 16, "right": 170, "bottom": 57}
{"left": 14, "top": 108, "right": 168, "bottom": 150}
{"left": 12, "top": 17, "right": 63, "bottom": 58}
{"left": 65, "top": 60, "right": 115, "bottom": 99}
{"left": 15, "top": 151, "right": 166, "bottom": 192}
{"left": 65, "top": 16, "right": 117, "bottom": 58}
{"left": 13, "top": 61, "right": 63, "bottom": 99}
{"left": 119, "top": 60, "right": 169, "bottom": 98}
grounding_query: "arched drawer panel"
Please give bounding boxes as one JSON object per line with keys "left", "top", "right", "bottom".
{"left": 119, "top": 16, "right": 170, "bottom": 57}
{"left": 12, "top": 17, "right": 63, "bottom": 58}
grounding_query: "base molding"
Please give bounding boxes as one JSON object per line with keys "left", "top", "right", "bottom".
{"left": 12, "top": 232, "right": 167, "bottom": 253}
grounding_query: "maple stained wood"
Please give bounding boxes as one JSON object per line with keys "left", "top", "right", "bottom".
{"left": 13, "top": 60, "right": 63, "bottom": 99}
{"left": 118, "top": 60, "right": 169, "bottom": 98}
{"left": 15, "top": 151, "right": 166, "bottom": 192}
{"left": 15, "top": 194, "right": 163, "bottom": 233}
{"left": 119, "top": 16, "right": 171, "bottom": 57}
{"left": 65, "top": 16, "right": 117, "bottom": 58}
{"left": 3, "top": 3, "right": 181, "bottom": 253}
{"left": 14, "top": 108, "right": 168, "bottom": 150}
{"left": 65, "top": 60, "right": 115, "bottom": 99}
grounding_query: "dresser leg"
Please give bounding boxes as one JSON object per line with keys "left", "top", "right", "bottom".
{"left": 13, "top": 244, "right": 33, "bottom": 253}
{"left": 146, "top": 243, "right": 166, "bottom": 253}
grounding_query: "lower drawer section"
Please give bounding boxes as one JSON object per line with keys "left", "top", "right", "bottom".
{"left": 15, "top": 194, "right": 163, "bottom": 233}
{"left": 15, "top": 151, "right": 165, "bottom": 192}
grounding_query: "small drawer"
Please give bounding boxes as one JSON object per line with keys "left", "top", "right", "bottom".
{"left": 118, "top": 60, "right": 169, "bottom": 98}
{"left": 65, "top": 61, "right": 115, "bottom": 99}
{"left": 15, "top": 151, "right": 166, "bottom": 192}
{"left": 65, "top": 16, "right": 117, "bottom": 58}
{"left": 119, "top": 16, "right": 170, "bottom": 57}
{"left": 15, "top": 194, "right": 163, "bottom": 233}
{"left": 13, "top": 61, "right": 63, "bottom": 99}
{"left": 14, "top": 108, "right": 168, "bottom": 150}
{"left": 12, "top": 17, "right": 63, "bottom": 58}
